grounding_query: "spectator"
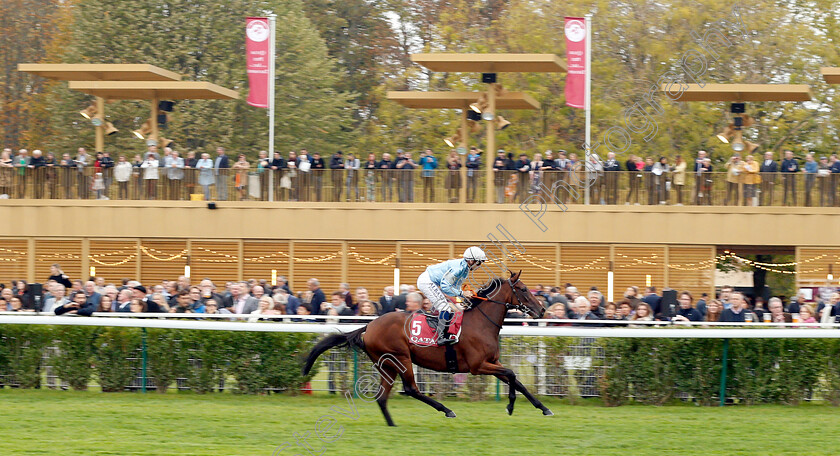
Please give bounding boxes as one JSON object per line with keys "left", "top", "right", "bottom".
{"left": 831, "top": 154, "right": 840, "bottom": 206}
{"left": 719, "top": 291, "right": 755, "bottom": 322}
{"left": 97, "top": 295, "right": 113, "bottom": 313}
{"left": 214, "top": 147, "right": 230, "bottom": 201}
{"left": 269, "top": 151, "right": 287, "bottom": 200}
{"left": 364, "top": 153, "right": 377, "bottom": 202}
{"left": 102, "top": 286, "right": 118, "bottom": 311}
{"left": 672, "top": 291, "right": 703, "bottom": 322}
{"left": 255, "top": 150, "right": 270, "bottom": 201}
{"left": 546, "top": 303, "right": 570, "bottom": 326}
{"left": 131, "top": 154, "right": 143, "bottom": 199}
{"left": 113, "top": 155, "right": 132, "bottom": 200}
{"left": 55, "top": 291, "right": 97, "bottom": 316}
{"left": 588, "top": 290, "right": 605, "bottom": 319}
{"left": 8, "top": 296, "right": 33, "bottom": 312}
{"left": 696, "top": 292, "right": 708, "bottom": 317}
{"left": 83, "top": 281, "right": 102, "bottom": 308}
{"left": 705, "top": 299, "right": 723, "bottom": 322}
{"left": 42, "top": 284, "right": 69, "bottom": 312}
{"left": 464, "top": 147, "right": 480, "bottom": 203}
{"left": 48, "top": 263, "right": 72, "bottom": 289}
{"left": 742, "top": 154, "right": 760, "bottom": 206}
{"left": 641, "top": 286, "right": 661, "bottom": 315}
{"left": 379, "top": 286, "right": 396, "bottom": 314}
{"left": 193, "top": 153, "right": 214, "bottom": 200}
{"left": 141, "top": 152, "right": 159, "bottom": 199}
{"left": 164, "top": 150, "right": 185, "bottom": 200}
{"left": 818, "top": 292, "right": 839, "bottom": 323}
{"left": 799, "top": 303, "right": 817, "bottom": 325}
{"left": 296, "top": 149, "right": 313, "bottom": 202}
{"left": 329, "top": 151, "right": 344, "bottom": 201}
{"left": 151, "top": 292, "right": 170, "bottom": 313}
{"left": 818, "top": 156, "right": 832, "bottom": 206}
{"left": 358, "top": 300, "right": 379, "bottom": 318}
{"left": 170, "top": 290, "right": 195, "bottom": 313}
{"left": 308, "top": 278, "right": 327, "bottom": 314}
{"left": 652, "top": 156, "right": 670, "bottom": 205}
{"left": 325, "top": 291, "right": 354, "bottom": 316}
{"left": 129, "top": 298, "right": 147, "bottom": 313}
{"left": 418, "top": 149, "right": 437, "bottom": 203}
{"left": 492, "top": 149, "right": 509, "bottom": 204}
{"left": 445, "top": 150, "right": 462, "bottom": 203}
{"left": 249, "top": 296, "right": 276, "bottom": 322}
{"left": 404, "top": 292, "right": 423, "bottom": 313}
{"left": 781, "top": 149, "right": 799, "bottom": 206}
{"left": 396, "top": 150, "right": 416, "bottom": 203}
{"left": 345, "top": 152, "right": 361, "bottom": 202}
{"left": 311, "top": 152, "right": 325, "bottom": 201}
{"left": 759, "top": 151, "right": 778, "bottom": 206}
{"left": 629, "top": 302, "right": 654, "bottom": 327}
{"left": 719, "top": 285, "right": 733, "bottom": 309}
{"left": 724, "top": 154, "right": 742, "bottom": 205}
{"left": 232, "top": 154, "right": 250, "bottom": 201}
{"left": 671, "top": 154, "right": 686, "bottom": 205}
{"left": 603, "top": 151, "right": 621, "bottom": 205}
{"left": 0, "top": 149, "right": 13, "bottom": 198}
{"left": 572, "top": 296, "right": 599, "bottom": 325}
{"left": 115, "top": 289, "right": 132, "bottom": 312}
{"left": 617, "top": 300, "right": 633, "bottom": 319}
{"left": 378, "top": 152, "right": 394, "bottom": 202}
{"left": 803, "top": 152, "right": 818, "bottom": 207}
{"left": 788, "top": 292, "right": 805, "bottom": 314}
{"left": 204, "top": 299, "right": 231, "bottom": 315}
{"left": 603, "top": 302, "right": 622, "bottom": 321}
{"left": 513, "top": 153, "right": 530, "bottom": 203}
{"left": 229, "top": 282, "right": 259, "bottom": 314}
{"left": 767, "top": 297, "right": 790, "bottom": 323}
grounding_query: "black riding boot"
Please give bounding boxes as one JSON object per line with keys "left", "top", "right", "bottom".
{"left": 436, "top": 312, "right": 456, "bottom": 346}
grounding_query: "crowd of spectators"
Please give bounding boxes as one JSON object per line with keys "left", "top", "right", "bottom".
{"left": 2, "top": 146, "right": 838, "bottom": 206}
{"left": 1, "top": 264, "right": 836, "bottom": 328}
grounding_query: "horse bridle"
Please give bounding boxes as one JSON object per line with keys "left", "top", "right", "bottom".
{"left": 473, "top": 277, "right": 538, "bottom": 320}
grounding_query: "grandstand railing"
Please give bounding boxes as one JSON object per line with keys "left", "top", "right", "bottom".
{"left": 3, "top": 314, "right": 840, "bottom": 406}
{"left": 1, "top": 167, "right": 837, "bottom": 207}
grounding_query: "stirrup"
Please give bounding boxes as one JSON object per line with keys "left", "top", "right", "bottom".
{"left": 436, "top": 318, "right": 457, "bottom": 345}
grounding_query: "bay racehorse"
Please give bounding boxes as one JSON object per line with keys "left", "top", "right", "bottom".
{"left": 302, "top": 270, "right": 553, "bottom": 426}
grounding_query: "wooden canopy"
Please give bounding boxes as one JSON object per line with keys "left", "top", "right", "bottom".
{"left": 17, "top": 64, "right": 181, "bottom": 81}
{"left": 68, "top": 81, "right": 238, "bottom": 100}
{"left": 661, "top": 83, "right": 812, "bottom": 102}
{"left": 386, "top": 91, "right": 540, "bottom": 110}
{"left": 410, "top": 53, "right": 566, "bottom": 73}
{"left": 821, "top": 67, "right": 840, "bottom": 84}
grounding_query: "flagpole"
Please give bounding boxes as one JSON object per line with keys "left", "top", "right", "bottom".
{"left": 584, "top": 14, "right": 592, "bottom": 205}
{"left": 268, "top": 14, "right": 276, "bottom": 202}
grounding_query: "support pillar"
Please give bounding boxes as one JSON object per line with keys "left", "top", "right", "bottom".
{"left": 485, "top": 85, "right": 497, "bottom": 204}
{"left": 459, "top": 107, "right": 468, "bottom": 203}
{"left": 94, "top": 96, "right": 105, "bottom": 153}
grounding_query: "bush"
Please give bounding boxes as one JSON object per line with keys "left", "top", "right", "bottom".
{"left": 0, "top": 326, "right": 52, "bottom": 388}
{"left": 145, "top": 328, "right": 189, "bottom": 393}
{"left": 95, "top": 328, "right": 142, "bottom": 392}
{"left": 54, "top": 326, "right": 100, "bottom": 391}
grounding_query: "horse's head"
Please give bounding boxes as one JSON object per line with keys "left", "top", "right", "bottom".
{"left": 499, "top": 270, "right": 545, "bottom": 319}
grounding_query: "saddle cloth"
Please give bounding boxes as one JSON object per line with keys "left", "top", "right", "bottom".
{"left": 407, "top": 311, "right": 463, "bottom": 347}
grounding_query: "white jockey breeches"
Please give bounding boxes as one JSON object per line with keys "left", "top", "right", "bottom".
{"left": 417, "top": 271, "right": 452, "bottom": 312}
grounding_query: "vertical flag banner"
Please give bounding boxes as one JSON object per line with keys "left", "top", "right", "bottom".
{"left": 246, "top": 17, "right": 270, "bottom": 108}
{"left": 564, "top": 17, "right": 587, "bottom": 109}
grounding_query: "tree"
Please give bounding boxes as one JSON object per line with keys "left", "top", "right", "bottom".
{"left": 28, "top": 0, "right": 355, "bottom": 157}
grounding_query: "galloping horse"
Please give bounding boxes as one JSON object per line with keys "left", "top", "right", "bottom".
{"left": 302, "top": 271, "right": 554, "bottom": 426}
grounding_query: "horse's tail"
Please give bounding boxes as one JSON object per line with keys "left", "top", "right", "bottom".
{"left": 302, "top": 326, "right": 366, "bottom": 376}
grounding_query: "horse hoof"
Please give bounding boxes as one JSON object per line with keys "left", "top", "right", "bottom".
{"left": 543, "top": 409, "right": 554, "bottom": 416}
{"left": 445, "top": 411, "right": 456, "bottom": 418}
{"left": 506, "top": 405, "right": 514, "bottom": 416}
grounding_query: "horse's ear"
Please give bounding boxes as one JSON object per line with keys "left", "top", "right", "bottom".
{"left": 510, "top": 270, "right": 521, "bottom": 281}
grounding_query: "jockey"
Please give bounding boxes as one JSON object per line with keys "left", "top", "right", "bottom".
{"left": 417, "top": 246, "right": 487, "bottom": 345}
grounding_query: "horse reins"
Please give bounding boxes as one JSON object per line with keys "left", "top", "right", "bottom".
{"left": 465, "top": 278, "right": 535, "bottom": 329}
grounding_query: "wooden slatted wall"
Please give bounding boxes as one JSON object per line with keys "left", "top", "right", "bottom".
{"left": 292, "top": 241, "right": 342, "bottom": 293}
{"left": 399, "top": 243, "right": 452, "bottom": 287}
{"left": 0, "top": 240, "right": 28, "bottom": 284}
{"left": 191, "top": 241, "right": 240, "bottom": 283}
{"left": 511, "top": 244, "right": 558, "bottom": 289}
{"left": 242, "top": 241, "right": 290, "bottom": 284}
{"left": 346, "top": 242, "right": 397, "bottom": 296}
{"left": 614, "top": 246, "right": 666, "bottom": 294}
{"left": 89, "top": 240, "right": 138, "bottom": 284}
{"left": 667, "top": 246, "right": 715, "bottom": 299}
{"left": 797, "top": 248, "right": 840, "bottom": 286}
{"left": 139, "top": 240, "right": 188, "bottom": 284}
{"left": 559, "top": 245, "right": 610, "bottom": 291}
{"left": 35, "top": 239, "right": 82, "bottom": 283}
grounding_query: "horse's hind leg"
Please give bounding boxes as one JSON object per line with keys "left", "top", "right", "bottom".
{"left": 375, "top": 364, "right": 397, "bottom": 427}
{"left": 398, "top": 357, "right": 456, "bottom": 418}
{"left": 500, "top": 367, "right": 553, "bottom": 416}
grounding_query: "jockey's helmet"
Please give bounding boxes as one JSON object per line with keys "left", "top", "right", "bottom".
{"left": 463, "top": 246, "right": 487, "bottom": 263}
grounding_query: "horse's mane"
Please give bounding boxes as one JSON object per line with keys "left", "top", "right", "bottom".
{"left": 464, "top": 277, "right": 503, "bottom": 310}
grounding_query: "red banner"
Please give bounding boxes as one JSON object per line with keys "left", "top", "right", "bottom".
{"left": 246, "top": 17, "right": 270, "bottom": 108}
{"left": 564, "top": 17, "right": 586, "bottom": 109}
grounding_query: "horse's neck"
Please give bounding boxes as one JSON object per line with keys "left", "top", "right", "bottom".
{"left": 468, "top": 299, "right": 506, "bottom": 334}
